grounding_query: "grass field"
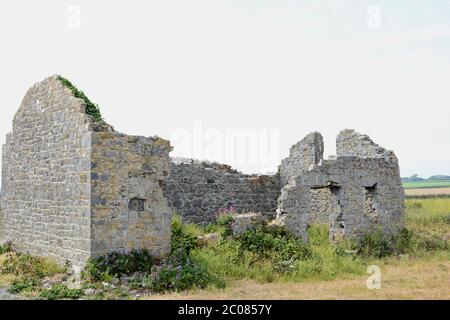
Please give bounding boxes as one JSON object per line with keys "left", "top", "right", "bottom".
{"left": 403, "top": 179, "right": 450, "bottom": 190}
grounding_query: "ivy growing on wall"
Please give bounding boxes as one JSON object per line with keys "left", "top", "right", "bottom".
{"left": 57, "top": 75, "right": 104, "bottom": 123}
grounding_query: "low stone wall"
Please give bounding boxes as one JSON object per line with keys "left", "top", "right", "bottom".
{"left": 165, "top": 158, "right": 281, "bottom": 223}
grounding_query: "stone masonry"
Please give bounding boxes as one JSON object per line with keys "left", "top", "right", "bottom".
{"left": 275, "top": 130, "right": 405, "bottom": 241}
{"left": 279, "top": 132, "right": 324, "bottom": 185}
{"left": 1, "top": 76, "right": 405, "bottom": 265}
{"left": 165, "top": 158, "right": 281, "bottom": 223}
{"left": 1, "top": 76, "right": 172, "bottom": 266}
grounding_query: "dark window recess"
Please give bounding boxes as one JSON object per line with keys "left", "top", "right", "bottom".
{"left": 129, "top": 198, "right": 145, "bottom": 211}
{"left": 365, "top": 183, "right": 377, "bottom": 193}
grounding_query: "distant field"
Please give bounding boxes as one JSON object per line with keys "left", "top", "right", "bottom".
{"left": 405, "top": 188, "right": 450, "bottom": 197}
{"left": 403, "top": 179, "right": 450, "bottom": 190}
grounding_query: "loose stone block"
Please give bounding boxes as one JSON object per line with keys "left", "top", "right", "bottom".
{"left": 231, "top": 213, "right": 265, "bottom": 236}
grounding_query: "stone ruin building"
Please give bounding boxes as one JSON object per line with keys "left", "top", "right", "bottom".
{"left": 0, "top": 76, "right": 405, "bottom": 266}
{"left": 275, "top": 131, "right": 405, "bottom": 241}
{"left": 1, "top": 76, "right": 172, "bottom": 265}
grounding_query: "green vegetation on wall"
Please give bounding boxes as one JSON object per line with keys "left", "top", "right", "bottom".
{"left": 56, "top": 75, "right": 104, "bottom": 123}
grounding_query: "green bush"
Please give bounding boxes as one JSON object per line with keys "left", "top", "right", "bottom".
{"left": 56, "top": 75, "right": 104, "bottom": 123}
{"left": 171, "top": 215, "right": 199, "bottom": 253}
{"left": 40, "top": 284, "right": 83, "bottom": 300}
{"left": 8, "top": 278, "right": 41, "bottom": 294}
{"left": 239, "top": 224, "right": 310, "bottom": 262}
{"left": 216, "top": 214, "right": 235, "bottom": 237}
{"left": 393, "top": 228, "right": 449, "bottom": 254}
{"left": 85, "top": 248, "right": 154, "bottom": 281}
{"left": 149, "top": 249, "right": 212, "bottom": 292}
{"left": 356, "top": 230, "right": 394, "bottom": 258}
{"left": 355, "top": 228, "right": 449, "bottom": 258}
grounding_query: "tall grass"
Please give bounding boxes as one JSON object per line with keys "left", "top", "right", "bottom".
{"left": 190, "top": 199, "right": 450, "bottom": 285}
{"left": 191, "top": 225, "right": 368, "bottom": 283}
{"left": 406, "top": 198, "right": 450, "bottom": 234}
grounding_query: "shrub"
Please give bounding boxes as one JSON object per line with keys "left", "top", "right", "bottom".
{"left": 239, "top": 224, "right": 310, "bottom": 262}
{"left": 85, "top": 248, "right": 154, "bottom": 280}
{"left": 356, "top": 230, "right": 393, "bottom": 258}
{"left": 393, "top": 228, "right": 449, "bottom": 254}
{"left": 216, "top": 213, "right": 235, "bottom": 237}
{"left": 8, "top": 278, "right": 41, "bottom": 294}
{"left": 124, "top": 272, "right": 151, "bottom": 290}
{"left": 171, "top": 215, "right": 199, "bottom": 253}
{"left": 40, "top": 284, "right": 83, "bottom": 300}
{"left": 56, "top": 75, "right": 104, "bottom": 123}
{"left": 355, "top": 228, "right": 449, "bottom": 258}
{"left": 149, "top": 249, "right": 212, "bottom": 292}
{"left": 0, "top": 253, "right": 62, "bottom": 279}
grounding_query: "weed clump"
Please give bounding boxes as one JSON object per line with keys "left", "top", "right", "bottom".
{"left": 149, "top": 249, "right": 212, "bottom": 292}
{"left": 356, "top": 228, "right": 449, "bottom": 258}
{"left": 0, "top": 240, "right": 12, "bottom": 254}
{"left": 85, "top": 248, "right": 154, "bottom": 281}
{"left": 40, "top": 284, "right": 83, "bottom": 300}
{"left": 0, "top": 252, "right": 62, "bottom": 279}
{"left": 8, "top": 278, "right": 41, "bottom": 294}
{"left": 171, "top": 214, "right": 200, "bottom": 254}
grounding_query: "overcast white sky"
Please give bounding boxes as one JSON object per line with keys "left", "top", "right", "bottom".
{"left": 1, "top": 0, "right": 449, "bottom": 178}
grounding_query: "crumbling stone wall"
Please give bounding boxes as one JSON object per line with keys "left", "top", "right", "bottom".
{"left": 279, "top": 132, "right": 324, "bottom": 185}
{"left": 165, "top": 158, "right": 281, "bottom": 223}
{"left": 337, "top": 129, "right": 396, "bottom": 160}
{"left": 275, "top": 130, "right": 405, "bottom": 241}
{"left": 1, "top": 76, "right": 172, "bottom": 265}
